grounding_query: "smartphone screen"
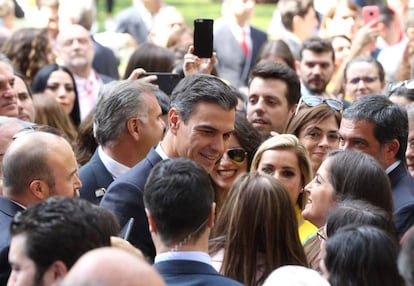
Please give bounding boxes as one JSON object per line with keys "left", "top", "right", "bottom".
{"left": 140, "top": 72, "right": 182, "bottom": 95}
{"left": 193, "top": 18, "right": 214, "bottom": 58}
{"left": 362, "top": 5, "right": 379, "bottom": 26}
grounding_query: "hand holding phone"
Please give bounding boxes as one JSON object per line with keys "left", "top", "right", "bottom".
{"left": 362, "top": 5, "right": 380, "bottom": 27}
{"left": 193, "top": 18, "right": 214, "bottom": 58}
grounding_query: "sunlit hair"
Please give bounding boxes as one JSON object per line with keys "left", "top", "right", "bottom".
{"left": 250, "top": 134, "right": 312, "bottom": 210}
{"left": 210, "top": 172, "right": 307, "bottom": 286}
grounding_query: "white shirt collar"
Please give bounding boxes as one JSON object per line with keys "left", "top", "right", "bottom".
{"left": 154, "top": 251, "right": 212, "bottom": 265}
{"left": 98, "top": 146, "right": 130, "bottom": 179}
{"left": 385, "top": 160, "right": 401, "bottom": 174}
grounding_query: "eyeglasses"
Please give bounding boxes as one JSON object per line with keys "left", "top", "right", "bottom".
{"left": 222, "top": 148, "right": 247, "bottom": 163}
{"left": 348, "top": 76, "right": 379, "bottom": 85}
{"left": 295, "top": 95, "right": 343, "bottom": 115}
{"left": 386, "top": 79, "right": 414, "bottom": 96}
{"left": 316, "top": 227, "right": 327, "bottom": 241}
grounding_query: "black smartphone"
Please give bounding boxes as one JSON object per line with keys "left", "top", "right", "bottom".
{"left": 140, "top": 72, "right": 182, "bottom": 95}
{"left": 193, "top": 18, "right": 214, "bottom": 58}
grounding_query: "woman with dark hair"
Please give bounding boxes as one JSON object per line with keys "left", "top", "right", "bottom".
{"left": 123, "top": 43, "right": 176, "bottom": 79}
{"left": 302, "top": 149, "right": 394, "bottom": 271}
{"left": 31, "top": 64, "right": 81, "bottom": 127}
{"left": 303, "top": 149, "right": 394, "bottom": 229}
{"left": 322, "top": 225, "right": 404, "bottom": 286}
{"left": 325, "top": 199, "right": 397, "bottom": 240}
{"left": 388, "top": 86, "right": 414, "bottom": 107}
{"left": 210, "top": 113, "right": 262, "bottom": 213}
{"left": 210, "top": 172, "right": 307, "bottom": 286}
{"left": 285, "top": 100, "right": 342, "bottom": 174}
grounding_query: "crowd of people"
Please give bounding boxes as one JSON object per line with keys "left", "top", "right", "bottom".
{"left": 1, "top": 0, "right": 414, "bottom": 285}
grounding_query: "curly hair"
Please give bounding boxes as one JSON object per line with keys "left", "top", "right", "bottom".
{"left": 1, "top": 28, "right": 55, "bottom": 84}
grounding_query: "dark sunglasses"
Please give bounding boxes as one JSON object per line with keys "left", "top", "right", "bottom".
{"left": 223, "top": 148, "right": 247, "bottom": 163}
{"left": 386, "top": 79, "right": 414, "bottom": 96}
{"left": 295, "top": 95, "right": 343, "bottom": 115}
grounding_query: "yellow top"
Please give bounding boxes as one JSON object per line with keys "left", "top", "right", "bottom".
{"left": 296, "top": 205, "right": 318, "bottom": 245}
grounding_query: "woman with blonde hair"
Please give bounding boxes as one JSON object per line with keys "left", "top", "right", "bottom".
{"left": 210, "top": 172, "right": 307, "bottom": 286}
{"left": 250, "top": 134, "right": 316, "bottom": 244}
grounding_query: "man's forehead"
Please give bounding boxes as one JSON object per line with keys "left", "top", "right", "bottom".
{"left": 340, "top": 118, "right": 375, "bottom": 134}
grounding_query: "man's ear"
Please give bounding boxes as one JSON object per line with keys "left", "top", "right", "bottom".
{"left": 208, "top": 202, "right": 216, "bottom": 229}
{"left": 42, "top": 260, "right": 68, "bottom": 285}
{"left": 29, "top": 180, "right": 50, "bottom": 200}
{"left": 168, "top": 108, "right": 181, "bottom": 135}
{"left": 145, "top": 208, "right": 157, "bottom": 233}
{"left": 385, "top": 139, "right": 400, "bottom": 161}
{"left": 127, "top": 117, "right": 142, "bottom": 141}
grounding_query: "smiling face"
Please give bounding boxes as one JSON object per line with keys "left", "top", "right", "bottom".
{"left": 211, "top": 134, "right": 248, "bottom": 192}
{"left": 298, "top": 115, "right": 340, "bottom": 173}
{"left": 302, "top": 159, "right": 336, "bottom": 227}
{"left": 44, "top": 70, "right": 76, "bottom": 115}
{"left": 257, "top": 148, "right": 303, "bottom": 205}
{"left": 169, "top": 101, "right": 235, "bottom": 174}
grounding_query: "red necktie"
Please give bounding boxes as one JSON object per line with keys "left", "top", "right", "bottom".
{"left": 241, "top": 30, "right": 249, "bottom": 56}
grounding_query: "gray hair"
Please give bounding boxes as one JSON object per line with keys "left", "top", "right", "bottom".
{"left": 93, "top": 80, "right": 158, "bottom": 147}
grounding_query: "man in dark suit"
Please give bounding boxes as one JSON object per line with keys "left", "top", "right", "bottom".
{"left": 100, "top": 74, "right": 238, "bottom": 261}
{"left": 214, "top": 0, "right": 267, "bottom": 88}
{"left": 144, "top": 158, "right": 243, "bottom": 286}
{"left": 79, "top": 80, "right": 165, "bottom": 204}
{"left": 0, "top": 130, "right": 82, "bottom": 284}
{"left": 338, "top": 94, "right": 414, "bottom": 237}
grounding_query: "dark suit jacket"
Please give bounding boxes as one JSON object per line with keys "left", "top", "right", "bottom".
{"left": 154, "top": 260, "right": 243, "bottom": 286}
{"left": 389, "top": 162, "right": 414, "bottom": 237}
{"left": 100, "top": 147, "right": 162, "bottom": 260}
{"left": 214, "top": 20, "right": 267, "bottom": 88}
{"left": 115, "top": 6, "right": 150, "bottom": 44}
{"left": 79, "top": 149, "right": 114, "bottom": 205}
{"left": 92, "top": 38, "right": 120, "bottom": 80}
{"left": 0, "top": 196, "right": 24, "bottom": 285}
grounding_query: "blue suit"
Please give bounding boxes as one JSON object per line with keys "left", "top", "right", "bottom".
{"left": 0, "top": 196, "right": 24, "bottom": 285}
{"left": 79, "top": 150, "right": 114, "bottom": 205}
{"left": 100, "top": 147, "right": 162, "bottom": 260}
{"left": 214, "top": 19, "right": 267, "bottom": 88}
{"left": 389, "top": 162, "right": 414, "bottom": 237}
{"left": 154, "top": 260, "right": 243, "bottom": 286}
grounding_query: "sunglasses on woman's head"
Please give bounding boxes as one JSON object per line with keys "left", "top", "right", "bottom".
{"left": 221, "top": 148, "right": 247, "bottom": 163}
{"left": 295, "top": 95, "right": 343, "bottom": 116}
{"left": 386, "top": 79, "right": 414, "bottom": 96}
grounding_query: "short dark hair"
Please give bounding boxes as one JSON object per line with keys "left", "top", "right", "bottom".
{"left": 325, "top": 225, "right": 403, "bottom": 286}
{"left": 344, "top": 56, "right": 385, "bottom": 83}
{"left": 143, "top": 158, "right": 214, "bottom": 245}
{"left": 249, "top": 61, "right": 301, "bottom": 108}
{"left": 342, "top": 94, "right": 408, "bottom": 161}
{"left": 10, "top": 197, "right": 118, "bottom": 283}
{"left": 299, "top": 36, "right": 335, "bottom": 62}
{"left": 278, "top": 0, "right": 314, "bottom": 31}
{"left": 170, "top": 74, "right": 238, "bottom": 123}
{"left": 326, "top": 149, "right": 394, "bottom": 214}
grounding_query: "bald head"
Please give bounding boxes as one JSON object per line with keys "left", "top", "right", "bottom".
{"left": 61, "top": 247, "right": 166, "bottom": 286}
{"left": 57, "top": 24, "right": 94, "bottom": 76}
{"left": 3, "top": 131, "right": 81, "bottom": 203}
